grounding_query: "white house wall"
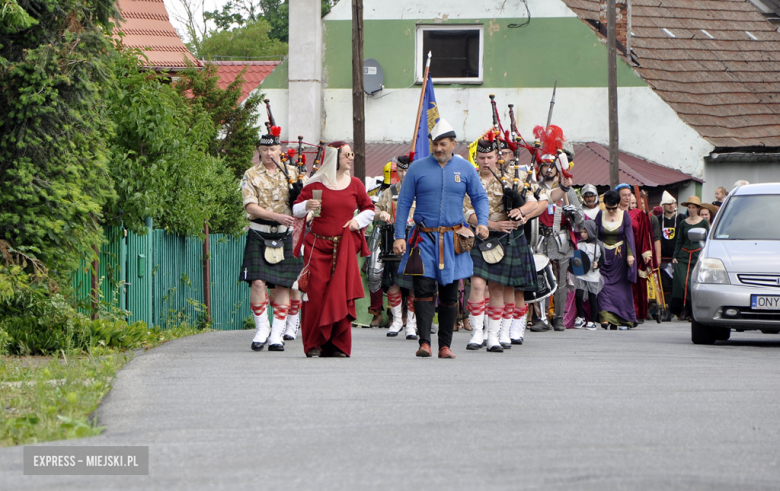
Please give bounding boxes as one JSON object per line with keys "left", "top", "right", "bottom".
{"left": 321, "top": 86, "right": 712, "bottom": 178}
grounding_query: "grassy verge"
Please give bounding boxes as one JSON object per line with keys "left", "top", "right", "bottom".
{"left": 0, "top": 325, "right": 206, "bottom": 447}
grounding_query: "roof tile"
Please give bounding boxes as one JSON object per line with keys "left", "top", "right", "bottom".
{"left": 561, "top": 0, "right": 780, "bottom": 148}
{"left": 114, "top": 0, "right": 199, "bottom": 69}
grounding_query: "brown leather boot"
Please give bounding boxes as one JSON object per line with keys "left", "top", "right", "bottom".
{"left": 461, "top": 316, "right": 472, "bottom": 331}
{"left": 416, "top": 343, "right": 432, "bottom": 357}
{"left": 368, "top": 308, "right": 382, "bottom": 328}
{"left": 438, "top": 346, "right": 456, "bottom": 359}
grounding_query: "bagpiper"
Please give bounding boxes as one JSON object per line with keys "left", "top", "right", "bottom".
{"left": 463, "top": 134, "right": 540, "bottom": 352}
{"left": 374, "top": 155, "right": 418, "bottom": 340}
{"left": 241, "top": 126, "right": 305, "bottom": 352}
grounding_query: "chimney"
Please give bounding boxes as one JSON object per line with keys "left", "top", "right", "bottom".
{"left": 600, "top": 0, "right": 631, "bottom": 55}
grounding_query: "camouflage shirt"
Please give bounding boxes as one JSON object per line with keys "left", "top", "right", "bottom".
{"left": 375, "top": 181, "right": 416, "bottom": 225}
{"left": 464, "top": 173, "right": 538, "bottom": 223}
{"left": 241, "top": 163, "right": 302, "bottom": 220}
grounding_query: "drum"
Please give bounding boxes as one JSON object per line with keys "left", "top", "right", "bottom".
{"left": 378, "top": 224, "right": 402, "bottom": 262}
{"left": 524, "top": 254, "right": 558, "bottom": 304}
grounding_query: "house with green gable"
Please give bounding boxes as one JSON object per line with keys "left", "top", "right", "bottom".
{"left": 259, "top": 0, "right": 780, "bottom": 202}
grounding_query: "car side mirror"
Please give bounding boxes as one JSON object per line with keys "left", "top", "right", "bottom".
{"left": 688, "top": 227, "right": 707, "bottom": 242}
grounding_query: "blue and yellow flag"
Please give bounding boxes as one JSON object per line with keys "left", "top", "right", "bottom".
{"left": 413, "top": 76, "right": 439, "bottom": 161}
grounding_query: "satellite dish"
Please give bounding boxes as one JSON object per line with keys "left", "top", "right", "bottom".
{"left": 363, "top": 58, "right": 384, "bottom": 95}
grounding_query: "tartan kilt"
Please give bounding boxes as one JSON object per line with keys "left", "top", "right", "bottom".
{"left": 381, "top": 260, "right": 413, "bottom": 292}
{"left": 470, "top": 229, "right": 538, "bottom": 291}
{"left": 239, "top": 229, "right": 303, "bottom": 288}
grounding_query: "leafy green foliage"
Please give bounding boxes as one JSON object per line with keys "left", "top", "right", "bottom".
{"left": 0, "top": 0, "right": 38, "bottom": 32}
{"left": 174, "top": 63, "right": 263, "bottom": 179}
{"left": 199, "top": 19, "right": 287, "bottom": 61}
{"left": 201, "top": 0, "right": 336, "bottom": 51}
{"left": 0, "top": 0, "right": 119, "bottom": 277}
{"left": 105, "top": 50, "right": 244, "bottom": 237}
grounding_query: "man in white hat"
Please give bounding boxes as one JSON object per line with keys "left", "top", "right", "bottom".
{"left": 659, "top": 190, "right": 684, "bottom": 321}
{"left": 393, "top": 118, "right": 490, "bottom": 359}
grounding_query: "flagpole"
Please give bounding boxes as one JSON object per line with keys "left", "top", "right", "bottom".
{"left": 410, "top": 51, "right": 432, "bottom": 160}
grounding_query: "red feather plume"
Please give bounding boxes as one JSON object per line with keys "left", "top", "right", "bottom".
{"left": 286, "top": 149, "right": 296, "bottom": 159}
{"left": 502, "top": 130, "right": 517, "bottom": 152}
{"left": 301, "top": 154, "right": 307, "bottom": 164}
{"left": 271, "top": 126, "right": 281, "bottom": 137}
{"left": 533, "top": 125, "right": 565, "bottom": 156}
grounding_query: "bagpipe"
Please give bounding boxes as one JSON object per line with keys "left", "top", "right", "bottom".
{"left": 487, "top": 95, "right": 527, "bottom": 220}
{"left": 263, "top": 99, "right": 326, "bottom": 209}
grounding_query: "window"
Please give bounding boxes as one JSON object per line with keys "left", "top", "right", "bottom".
{"left": 714, "top": 195, "right": 780, "bottom": 240}
{"left": 415, "top": 25, "right": 484, "bottom": 84}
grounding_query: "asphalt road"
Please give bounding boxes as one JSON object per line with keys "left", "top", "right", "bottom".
{"left": 2, "top": 321, "right": 780, "bottom": 490}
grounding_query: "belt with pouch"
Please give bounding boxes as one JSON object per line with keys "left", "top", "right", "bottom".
{"left": 249, "top": 222, "right": 289, "bottom": 234}
{"left": 419, "top": 224, "right": 475, "bottom": 269}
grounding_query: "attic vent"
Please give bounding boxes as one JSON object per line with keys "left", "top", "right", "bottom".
{"left": 700, "top": 29, "right": 714, "bottom": 39}
{"left": 746, "top": 31, "right": 758, "bottom": 41}
{"left": 662, "top": 28, "right": 676, "bottom": 38}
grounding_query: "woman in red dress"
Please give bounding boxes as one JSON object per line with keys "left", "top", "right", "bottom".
{"left": 618, "top": 184, "right": 655, "bottom": 323}
{"left": 292, "top": 142, "right": 375, "bottom": 357}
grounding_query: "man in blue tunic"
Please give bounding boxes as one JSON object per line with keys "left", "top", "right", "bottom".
{"left": 393, "top": 119, "right": 489, "bottom": 358}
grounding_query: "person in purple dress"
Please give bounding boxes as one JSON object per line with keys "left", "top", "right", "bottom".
{"left": 595, "top": 190, "right": 637, "bottom": 329}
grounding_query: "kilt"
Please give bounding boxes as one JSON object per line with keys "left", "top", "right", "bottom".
{"left": 381, "top": 261, "right": 413, "bottom": 292}
{"left": 470, "top": 229, "right": 538, "bottom": 291}
{"left": 239, "top": 229, "right": 303, "bottom": 288}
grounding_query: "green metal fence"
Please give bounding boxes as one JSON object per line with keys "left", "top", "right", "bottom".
{"left": 72, "top": 220, "right": 251, "bottom": 330}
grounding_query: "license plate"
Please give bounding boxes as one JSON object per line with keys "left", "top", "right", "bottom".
{"left": 751, "top": 295, "right": 780, "bottom": 310}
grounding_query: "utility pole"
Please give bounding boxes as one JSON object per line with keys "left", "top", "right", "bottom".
{"left": 607, "top": 0, "right": 620, "bottom": 188}
{"left": 351, "top": 0, "right": 366, "bottom": 180}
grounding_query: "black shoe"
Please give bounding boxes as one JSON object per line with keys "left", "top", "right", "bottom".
{"left": 406, "top": 334, "right": 418, "bottom": 340}
{"left": 283, "top": 334, "right": 295, "bottom": 341}
{"left": 251, "top": 342, "right": 265, "bottom": 351}
{"left": 268, "top": 343, "right": 284, "bottom": 351}
{"left": 530, "top": 321, "right": 550, "bottom": 332}
{"left": 466, "top": 343, "right": 482, "bottom": 350}
{"left": 661, "top": 310, "right": 673, "bottom": 322}
{"left": 552, "top": 317, "right": 565, "bottom": 331}
{"left": 500, "top": 342, "right": 511, "bottom": 349}
{"left": 511, "top": 338, "right": 524, "bottom": 345}
{"left": 487, "top": 344, "right": 504, "bottom": 353}
{"left": 306, "top": 348, "right": 321, "bottom": 358}
{"left": 387, "top": 331, "right": 399, "bottom": 337}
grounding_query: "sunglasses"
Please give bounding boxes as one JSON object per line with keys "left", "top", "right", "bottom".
{"left": 341, "top": 152, "right": 355, "bottom": 158}
{"left": 605, "top": 206, "right": 618, "bottom": 211}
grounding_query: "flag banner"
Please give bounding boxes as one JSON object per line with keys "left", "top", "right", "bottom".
{"left": 413, "top": 76, "right": 439, "bottom": 161}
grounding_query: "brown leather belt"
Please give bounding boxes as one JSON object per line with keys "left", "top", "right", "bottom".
{"left": 312, "top": 232, "right": 341, "bottom": 275}
{"left": 419, "top": 224, "right": 462, "bottom": 270}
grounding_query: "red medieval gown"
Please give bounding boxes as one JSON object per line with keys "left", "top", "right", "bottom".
{"left": 629, "top": 208, "right": 656, "bottom": 321}
{"left": 294, "top": 178, "right": 373, "bottom": 357}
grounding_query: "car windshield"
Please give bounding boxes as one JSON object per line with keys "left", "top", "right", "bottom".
{"left": 714, "top": 194, "right": 780, "bottom": 240}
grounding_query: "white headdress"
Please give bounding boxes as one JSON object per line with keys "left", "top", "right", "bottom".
{"left": 306, "top": 145, "right": 349, "bottom": 189}
{"left": 660, "top": 190, "right": 676, "bottom": 206}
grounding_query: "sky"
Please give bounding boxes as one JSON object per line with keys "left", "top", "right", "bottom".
{"left": 163, "top": 0, "right": 230, "bottom": 44}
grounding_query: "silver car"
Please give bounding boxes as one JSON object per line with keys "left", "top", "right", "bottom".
{"left": 690, "top": 183, "right": 780, "bottom": 344}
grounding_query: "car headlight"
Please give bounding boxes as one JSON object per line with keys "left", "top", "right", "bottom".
{"left": 695, "top": 258, "right": 730, "bottom": 285}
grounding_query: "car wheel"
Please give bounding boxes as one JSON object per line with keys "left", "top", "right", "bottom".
{"left": 691, "top": 319, "right": 717, "bottom": 345}
{"left": 714, "top": 327, "right": 731, "bottom": 341}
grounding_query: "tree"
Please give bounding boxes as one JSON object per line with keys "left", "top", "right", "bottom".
{"left": 0, "top": 0, "right": 118, "bottom": 277}
{"left": 174, "top": 63, "right": 264, "bottom": 179}
{"left": 172, "top": 0, "right": 339, "bottom": 57}
{"left": 199, "top": 19, "right": 287, "bottom": 61}
{"left": 105, "top": 49, "right": 244, "bottom": 237}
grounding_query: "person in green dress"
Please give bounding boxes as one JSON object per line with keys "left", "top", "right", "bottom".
{"left": 671, "top": 196, "right": 710, "bottom": 320}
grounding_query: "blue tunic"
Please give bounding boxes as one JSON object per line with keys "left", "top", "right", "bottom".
{"left": 394, "top": 154, "right": 489, "bottom": 285}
